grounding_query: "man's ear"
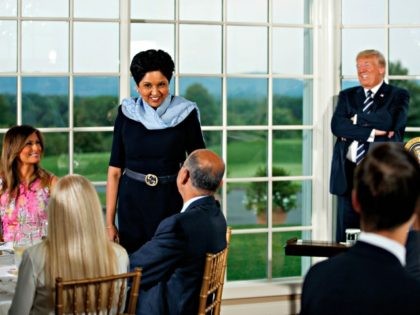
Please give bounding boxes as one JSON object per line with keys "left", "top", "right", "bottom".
{"left": 351, "top": 189, "right": 361, "bottom": 214}
{"left": 217, "top": 179, "right": 224, "bottom": 189}
{"left": 179, "top": 167, "right": 190, "bottom": 185}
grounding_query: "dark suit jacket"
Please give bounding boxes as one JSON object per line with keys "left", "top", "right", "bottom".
{"left": 405, "top": 230, "right": 420, "bottom": 281}
{"left": 129, "top": 195, "right": 227, "bottom": 315}
{"left": 300, "top": 241, "right": 420, "bottom": 315}
{"left": 330, "top": 82, "right": 409, "bottom": 195}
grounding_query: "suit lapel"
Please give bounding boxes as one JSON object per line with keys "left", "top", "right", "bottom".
{"left": 352, "top": 87, "right": 366, "bottom": 113}
{"left": 372, "top": 82, "right": 389, "bottom": 111}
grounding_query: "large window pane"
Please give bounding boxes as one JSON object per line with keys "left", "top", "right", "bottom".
{"left": 0, "top": 0, "right": 17, "bottom": 16}
{"left": 273, "top": 79, "right": 313, "bottom": 125}
{"left": 390, "top": 29, "right": 420, "bottom": 76}
{"left": 42, "top": 132, "right": 69, "bottom": 177}
{"left": 273, "top": 0, "right": 305, "bottom": 24}
{"left": 227, "top": 130, "right": 267, "bottom": 178}
{"left": 74, "top": 76, "right": 119, "bottom": 127}
{"left": 179, "top": 0, "right": 221, "bottom": 21}
{"left": 0, "top": 21, "right": 16, "bottom": 72}
{"left": 22, "top": 21, "right": 69, "bottom": 72}
{"left": 95, "top": 184, "right": 107, "bottom": 210}
{"left": 227, "top": 0, "right": 267, "bottom": 23}
{"left": 276, "top": 180, "right": 312, "bottom": 226}
{"left": 342, "top": 0, "right": 385, "bottom": 25}
{"left": 390, "top": 0, "right": 420, "bottom": 24}
{"left": 273, "top": 28, "right": 312, "bottom": 75}
{"left": 227, "top": 26, "right": 267, "bottom": 74}
{"left": 179, "top": 25, "right": 221, "bottom": 74}
{"left": 272, "top": 231, "right": 304, "bottom": 278}
{"left": 179, "top": 77, "right": 222, "bottom": 126}
{"left": 273, "top": 130, "right": 312, "bottom": 176}
{"left": 22, "top": 77, "right": 69, "bottom": 127}
{"left": 341, "top": 29, "right": 386, "bottom": 76}
{"left": 74, "top": 22, "right": 119, "bottom": 73}
{"left": 22, "top": 0, "right": 68, "bottom": 17}
{"left": 0, "top": 77, "right": 16, "bottom": 127}
{"left": 227, "top": 78, "right": 267, "bottom": 125}
{"left": 202, "top": 131, "right": 221, "bottom": 155}
{"left": 74, "top": 0, "right": 119, "bottom": 18}
{"left": 341, "top": 79, "right": 359, "bottom": 90}
{"left": 131, "top": 0, "right": 174, "bottom": 20}
{"left": 244, "top": 179, "right": 311, "bottom": 227}
{"left": 227, "top": 182, "right": 262, "bottom": 228}
{"left": 74, "top": 132, "right": 113, "bottom": 181}
{"left": 389, "top": 79, "right": 420, "bottom": 127}
{"left": 131, "top": 24, "right": 174, "bottom": 61}
{"left": 227, "top": 232, "right": 268, "bottom": 281}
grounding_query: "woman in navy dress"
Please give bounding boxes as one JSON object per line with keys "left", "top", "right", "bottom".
{"left": 106, "top": 49, "right": 205, "bottom": 254}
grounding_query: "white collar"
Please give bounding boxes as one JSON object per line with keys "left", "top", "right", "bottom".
{"left": 364, "top": 80, "right": 383, "bottom": 97}
{"left": 358, "top": 231, "right": 406, "bottom": 266}
{"left": 180, "top": 196, "right": 207, "bottom": 213}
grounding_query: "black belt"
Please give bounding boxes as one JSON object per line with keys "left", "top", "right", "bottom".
{"left": 123, "top": 168, "right": 177, "bottom": 187}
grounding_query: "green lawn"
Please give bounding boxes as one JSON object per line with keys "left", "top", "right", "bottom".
{"left": 42, "top": 152, "right": 110, "bottom": 181}
{"left": 227, "top": 231, "right": 303, "bottom": 280}
{"left": 227, "top": 138, "right": 304, "bottom": 177}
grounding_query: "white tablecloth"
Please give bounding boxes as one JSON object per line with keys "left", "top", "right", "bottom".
{"left": 0, "top": 252, "right": 17, "bottom": 315}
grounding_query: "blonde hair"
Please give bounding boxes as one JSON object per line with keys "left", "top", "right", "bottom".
{"left": 44, "top": 174, "right": 118, "bottom": 308}
{"left": 356, "top": 49, "right": 387, "bottom": 69}
{"left": 0, "top": 125, "right": 52, "bottom": 197}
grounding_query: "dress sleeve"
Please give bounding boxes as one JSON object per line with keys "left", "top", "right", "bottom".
{"left": 109, "top": 106, "right": 126, "bottom": 168}
{"left": 9, "top": 250, "right": 37, "bottom": 314}
{"left": 185, "top": 109, "right": 206, "bottom": 154}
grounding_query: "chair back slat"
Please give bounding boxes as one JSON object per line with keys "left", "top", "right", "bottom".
{"left": 55, "top": 267, "right": 141, "bottom": 315}
{"left": 197, "top": 227, "right": 232, "bottom": 315}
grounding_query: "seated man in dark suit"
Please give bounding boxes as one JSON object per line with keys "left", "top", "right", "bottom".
{"left": 130, "top": 149, "right": 227, "bottom": 315}
{"left": 301, "top": 143, "right": 420, "bottom": 315}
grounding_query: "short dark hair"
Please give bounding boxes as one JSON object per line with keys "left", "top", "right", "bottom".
{"left": 184, "top": 150, "right": 225, "bottom": 193}
{"left": 130, "top": 49, "right": 175, "bottom": 85}
{"left": 354, "top": 143, "right": 420, "bottom": 231}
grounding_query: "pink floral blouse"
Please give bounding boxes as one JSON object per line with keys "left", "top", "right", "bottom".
{"left": 0, "top": 177, "right": 51, "bottom": 242}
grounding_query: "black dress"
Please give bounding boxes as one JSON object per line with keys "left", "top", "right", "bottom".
{"left": 109, "top": 106, "right": 205, "bottom": 253}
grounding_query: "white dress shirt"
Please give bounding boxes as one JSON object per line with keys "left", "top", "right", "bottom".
{"left": 358, "top": 231, "right": 406, "bottom": 266}
{"left": 180, "top": 196, "right": 206, "bottom": 213}
{"left": 346, "top": 81, "right": 383, "bottom": 163}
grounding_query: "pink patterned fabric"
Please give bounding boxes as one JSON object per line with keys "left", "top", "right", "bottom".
{"left": 0, "top": 178, "right": 50, "bottom": 242}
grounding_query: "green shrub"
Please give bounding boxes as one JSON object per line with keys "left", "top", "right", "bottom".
{"left": 245, "top": 165, "right": 299, "bottom": 215}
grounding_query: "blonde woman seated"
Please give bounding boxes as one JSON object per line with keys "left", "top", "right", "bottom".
{"left": 9, "top": 174, "right": 129, "bottom": 315}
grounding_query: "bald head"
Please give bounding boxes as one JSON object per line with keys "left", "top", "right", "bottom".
{"left": 183, "top": 149, "right": 225, "bottom": 193}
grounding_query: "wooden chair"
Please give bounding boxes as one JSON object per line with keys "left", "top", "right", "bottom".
{"left": 55, "top": 267, "right": 142, "bottom": 315}
{"left": 405, "top": 137, "right": 420, "bottom": 164}
{"left": 197, "top": 227, "right": 232, "bottom": 315}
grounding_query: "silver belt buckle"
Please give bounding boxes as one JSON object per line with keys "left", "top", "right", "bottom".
{"left": 145, "top": 174, "right": 158, "bottom": 186}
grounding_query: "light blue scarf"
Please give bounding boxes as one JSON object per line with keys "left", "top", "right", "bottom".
{"left": 121, "top": 95, "right": 200, "bottom": 130}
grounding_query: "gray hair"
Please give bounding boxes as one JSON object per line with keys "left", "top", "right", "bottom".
{"left": 184, "top": 150, "right": 225, "bottom": 193}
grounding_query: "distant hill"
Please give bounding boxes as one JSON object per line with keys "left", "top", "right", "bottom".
{"left": 0, "top": 76, "right": 304, "bottom": 98}
{"left": 0, "top": 77, "right": 118, "bottom": 96}
{"left": 180, "top": 77, "right": 304, "bottom": 98}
